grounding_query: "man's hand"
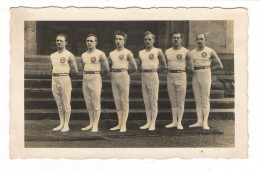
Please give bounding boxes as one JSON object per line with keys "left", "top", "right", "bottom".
{"left": 101, "top": 70, "right": 109, "bottom": 77}
{"left": 128, "top": 69, "right": 136, "bottom": 74}
{"left": 186, "top": 69, "right": 193, "bottom": 74}
{"left": 69, "top": 72, "right": 77, "bottom": 77}
{"left": 157, "top": 66, "right": 166, "bottom": 73}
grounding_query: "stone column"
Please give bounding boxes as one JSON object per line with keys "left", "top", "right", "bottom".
{"left": 24, "top": 21, "right": 37, "bottom": 55}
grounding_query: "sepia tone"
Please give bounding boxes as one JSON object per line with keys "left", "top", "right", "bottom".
{"left": 11, "top": 8, "right": 247, "bottom": 159}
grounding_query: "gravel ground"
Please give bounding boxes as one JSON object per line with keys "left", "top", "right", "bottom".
{"left": 25, "top": 119, "right": 234, "bottom": 148}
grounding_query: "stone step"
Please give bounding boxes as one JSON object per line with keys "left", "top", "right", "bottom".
{"left": 24, "top": 70, "right": 186, "bottom": 81}
{"left": 24, "top": 78, "right": 233, "bottom": 91}
{"left": 24, "top": 108, "right": 235, "bottom": 120}
{"left": 25, "top": 78, "right": 190, "bottom": 89}
{"left": 25, "top": 88, "right": 226, "bottom": 99}
{"left": 24, "top": 97, "right": 234, "bottom": 110}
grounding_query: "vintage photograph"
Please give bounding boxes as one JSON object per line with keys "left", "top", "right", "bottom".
{"left": 24, "top": 20, "right": 234, "bottom": 148}
{"left": 11, "top": 8, "right": 247, "bottom": 158}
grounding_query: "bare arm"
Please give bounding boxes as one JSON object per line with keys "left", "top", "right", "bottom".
{"left": 211, "top": 50, "right": 223, "bottom": 71}
{"left": 100, "top": 53, "right": 110, "bottom": 76}
{"left": 68, "top": 54, "right": 78, "bottom": 76}
{"left": 50, "top": 56, "right": 53, "bottom": 74}
{"left": 127, "top": 52, "right": 137, "bottom": 74}
{"left": 107, "top": 53, "right": 113, "bottom": 70}
{"left": 186, "top": 51, "right": 194, "bottom": 73}
{"left": 164, "top": 52, "right": 168, "bottom": 69}
{"left": 158, "top": 49, "right": 166, "bottom": 73}
{"left": 136, "top": 54, "right": 142, "bottom": 72}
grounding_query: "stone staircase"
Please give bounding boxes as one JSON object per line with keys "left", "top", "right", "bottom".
{"left": 24, "top": 55, "right": 235, "bottom": 120}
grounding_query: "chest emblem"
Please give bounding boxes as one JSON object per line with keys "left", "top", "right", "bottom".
{"left": 176, "top": 54, "right": 182, "bottom": 60}
{"left": 149, "top": 53, "right": 154, "bottom": 60}
{"left": 119, "top": 54, "right": 124, "bottom": 60}
{"left": 90, "top": 56, "right": 96, "bottom": 63}
{"left": 60, "top": 57, "right": 66, "bottom": 63}
{"left": 201, "top": 52, "right": 207, "bottom": 58}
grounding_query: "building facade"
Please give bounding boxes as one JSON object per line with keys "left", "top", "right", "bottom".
{"left": 25, "top": 21, "right": 234, "bottom": 71}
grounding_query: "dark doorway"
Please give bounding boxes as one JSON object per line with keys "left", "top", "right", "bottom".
{"left": 36, "top": 21, "right": 160, "bottom": 58}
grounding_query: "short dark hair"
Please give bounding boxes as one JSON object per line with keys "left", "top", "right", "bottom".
{"left": 196, "top": 33, "right": 207, "bottom": 40}
{"left": 86, "top": 34, "right": 98, "bottom": 42}
{"left": 170, "top": 32, "right": 183, "bottom": 39}
{"left": 56, "top": 34, "right": 68, "bottom": 41}
{"left": 144, "top": 31, "right": 155, "bottom": 40}
{"left": 115, "top": 31, "right": 127, "bottom": 41}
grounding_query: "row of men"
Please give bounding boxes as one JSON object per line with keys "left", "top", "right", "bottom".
{"left": 50, "top": 31, "right": 223, "bottom": 133}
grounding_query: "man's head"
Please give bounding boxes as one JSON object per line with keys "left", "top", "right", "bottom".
{"left": 144, "top": 31, "right": 155, "bottom": 48}
{"left": 115, "top": 31, "right": 127, "bottom": 48}
{"left": 86, "top": 34, "right": 98, "bottom": 50}
{"left": 170, "top": 32, "right": 183, "bottom": 47}
{"left": 56, "top": 34, "right": 68, "bottom": 50}
{"left": 196, "top": 33, "right": 207, "bottom": 48}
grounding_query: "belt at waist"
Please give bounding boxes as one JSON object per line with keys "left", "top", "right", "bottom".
{"left": 194, "top": 66, "right": 210, "bottom": 70}
{"left": 111, "top": 68, "right": 128, "bottom": 72}
{"left": 52, "top": 73, "right": 69, "bottom": 77}
{"left": 168, "top": 70, "right": 186, "bottom": 73}
{"left": 84, "top": 71, "right": 100, "bottom": 74}
{"left": 142, "top": 69, "right": 157, "bottom": 72}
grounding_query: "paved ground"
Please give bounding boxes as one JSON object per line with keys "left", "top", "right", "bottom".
{"left": 25, "top": 119, "right": 234, "bottom": 148}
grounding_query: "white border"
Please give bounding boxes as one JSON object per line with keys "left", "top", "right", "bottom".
{"left": 1, "top": 0, "right": 259, "bottom": 169}
{"left": 10, "top": 7, "right": 247, "bottom": 159}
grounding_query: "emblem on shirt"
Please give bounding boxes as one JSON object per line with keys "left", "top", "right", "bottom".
{"left": 60, "top": 57, "right": 66, "bottom": 63}
{"left": 119, "top": 54, "right": 124, "bottom": 60}
{"left": 201, "top": 52, "right": 207, "bottom": 58}
{"left": 149, "top": 53, "right": 154, "bottom": 60}
{"left": 176, "top": 54, "right": 182, "bottom": 60}
{"left": 90, "top": 56, "right": 96, "bottom": 63}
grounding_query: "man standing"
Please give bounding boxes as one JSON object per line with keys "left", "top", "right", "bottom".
{"left": 108, "top": 31, "right": 137, "bottom": 132}
{"left": 189, "top": 33, "right": 223, "bottom": 130}
{"left": 164, "top": 32, "right": 193, "bottom": 130}
{"left": 51, "top": 34, "right": 78, "bottom": 132}
{"left": 81, "top": 34, "right": 110, "bottom": 132}
{"left": 137, "top": 31, "right": 167, "bottom": 131}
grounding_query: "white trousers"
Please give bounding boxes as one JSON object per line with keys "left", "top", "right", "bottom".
{"left": 111, "top": 72, "right": 130, "bottom": 112}
{"left": 167, "top": 72, "right": 187, "bottom": 109}
{"left": 192, "top": 68, "right": 211, "bottom": 109}
{"left": 111, "top": 72, "right": 130, "bottom": 126}
{"left": 82, "top": 74, "right": 102, "bottom": 111}
{"left": 141, "top": 72, "right": 159, "bottom": 124}
{"left": 52, "top": 76, "right": 72, "bottom": 115}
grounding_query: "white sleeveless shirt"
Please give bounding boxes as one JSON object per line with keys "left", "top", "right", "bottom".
{"left": 109, "top": 48, "right": 131, "bottom": 69}
{"left": 51, "top": 50, "right": 72, "bottom": 74}
{"left": 165, "top": 47, "right": 189, "bottom": 70}
{"left": 139, "top": 47, "right": 160, "bottom": 70}
{"left": 82, "top": 49, "right": 105, "bottom": 71}
{"left": 191, "top": 46, "right": 213, "bottom": 67}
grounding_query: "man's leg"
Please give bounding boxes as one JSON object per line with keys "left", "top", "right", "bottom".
{"left": 120, "top": 73, "right": 130, "bottom": 132}
{"left": 149, "top": 74, "right": 159, "bottom": 131}
{"left": 190, "top": 71, "right": 203, "bottom": 127}
{"left": 90, "top": 75, "right": 102, "bottom": 132}
{"left": 82, "top": 77, "right": 94, "bottom": 130}
{"left": 110, "top": 77, "right": 123, "bottom": 131}
{"left": 166, "top": 74, "right": 177, "bottom": 128}
{"left": 176, "top": 73, "right": 187, "bottom": 130}
{"left": 52, "top": 77, "right": 65, "bottom": 131}
{"left": 60, "top": 76, "right": 72, "bottom": 132}
{"left": 201, "top": 70, "right": 212, "bottom": 130}
{"left": 140, "top": 75, "right": 152, "bottom": 129}
{"left": 92, "top": 108, "right": 101, "bottom": 132}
